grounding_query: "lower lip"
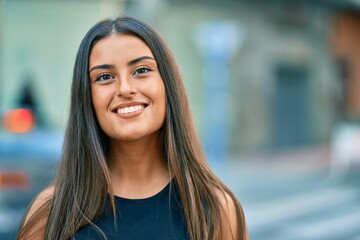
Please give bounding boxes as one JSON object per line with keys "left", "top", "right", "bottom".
{"left": 115, "top": 107, "right": 145, "bottom": 119}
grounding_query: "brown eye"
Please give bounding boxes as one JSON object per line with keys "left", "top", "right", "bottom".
{"left": 96, "top": 73, "right": 114, "bottom": 82}
{"left": 133, "top": 66, "right": 153, "bottom": 76}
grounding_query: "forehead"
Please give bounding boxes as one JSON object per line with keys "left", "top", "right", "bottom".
{"left": 89, "top": 34, "right": 154, "bottom": 65}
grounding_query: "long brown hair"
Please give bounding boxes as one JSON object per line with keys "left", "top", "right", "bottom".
{"left": 17, "top": 16, "right": 247, "bottom": 240}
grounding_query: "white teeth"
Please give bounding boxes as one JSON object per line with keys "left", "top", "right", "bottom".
{"left": 117, "top": 105, "right": 144, "bottom": 114}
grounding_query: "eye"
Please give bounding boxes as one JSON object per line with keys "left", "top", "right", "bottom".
{"left": 133, "top": 66, "right": 153, "bottom": 76}
{"left": 95, "top": 73, "right": 114, "bottom": 82}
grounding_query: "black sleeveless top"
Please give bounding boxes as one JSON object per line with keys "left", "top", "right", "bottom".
{"left": 73, "top": 181, "right": 189, "bottom": 240}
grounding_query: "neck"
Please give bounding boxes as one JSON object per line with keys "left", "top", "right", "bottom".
{"left": 107, "top": 133, "right": 170, "bottom": 198}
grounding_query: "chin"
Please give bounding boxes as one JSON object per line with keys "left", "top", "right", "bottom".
{"left": 110, "top": 130, "right": 159, "bottom": 142}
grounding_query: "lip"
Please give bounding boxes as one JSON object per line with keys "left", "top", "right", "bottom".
{"left": 111, "top": 102, "right": 148, "bottom": 119}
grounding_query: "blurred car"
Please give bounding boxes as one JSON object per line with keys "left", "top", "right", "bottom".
{"left": 0, "top": 129, "right": 62, "bottom": 239}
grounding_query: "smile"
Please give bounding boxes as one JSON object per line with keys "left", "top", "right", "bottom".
{"left": 117, "top": 105, "right": 145, "bottom": 114}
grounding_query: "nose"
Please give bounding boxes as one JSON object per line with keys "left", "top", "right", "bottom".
{"left": 116, "top": 76, "right": 136, "bottom": 97}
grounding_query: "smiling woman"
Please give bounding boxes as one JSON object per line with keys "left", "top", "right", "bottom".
{"left": 17, "top": 16, "right": 248, "bottom": 240}
{"left": 89, "top": 34, "right": 166, "bottom": 142}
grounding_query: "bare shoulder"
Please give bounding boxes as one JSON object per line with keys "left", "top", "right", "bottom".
{"left": 19, "top": 185, "right": 55, "bottom": 239}
{"left": 25, "top": 184, "right": 55, "bottom": 224}
{"left": 215, "top": 188, "right": 238, "bottom": 239}
{"left": 215, "top": 188, "right": 249, "bottom": 240}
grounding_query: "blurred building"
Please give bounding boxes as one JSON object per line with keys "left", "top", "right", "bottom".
{"left": 129, "top": 0, "right": 360, "bottom": 156}
{"left": 1, "top": 0, "right": 360, "bottom": 157}
{"left": 0, "top": 0, "right": 123, "bottom": 130}
{"left": 2, "top": 2, "right": 360, "bottom": 239}
{"left": 331, "top": 9, "right": 360, "bottom": 119}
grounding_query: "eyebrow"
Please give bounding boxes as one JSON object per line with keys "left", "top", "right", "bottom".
{"left": 89, "top": 56, "right": 155, "bottom": 73}
{"left": 127, "top": 56, "right": 155, "bottom": 66}
{"left": 89, "top": 64, "right": 114, "bottom": 73}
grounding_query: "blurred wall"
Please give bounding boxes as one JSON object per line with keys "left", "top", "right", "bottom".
{"left": 331, "top": 10, "right": 360, "bottom": 119}
{"left": 132, "top": 1, "right": 339, "bottom": 154}
{"left": 0, "top": 0, "right": 348, "bottom": 157}
{"left": 0, "top": 0, "right": 123, "bottom": 129}
{"left": 0, "top": 1, "right": 4, "bottom": 112}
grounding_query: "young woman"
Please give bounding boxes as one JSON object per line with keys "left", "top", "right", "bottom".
{"left": 17, "top": 16, "right": 248, "bottom": 240}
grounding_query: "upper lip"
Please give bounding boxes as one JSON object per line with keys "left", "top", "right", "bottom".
{"left": 111, "top": 102, "right": 148, "bottom": 113}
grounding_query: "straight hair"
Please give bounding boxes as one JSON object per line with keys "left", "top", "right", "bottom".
{"left": 17, "top": 16, "right": 247, "bottom": 240}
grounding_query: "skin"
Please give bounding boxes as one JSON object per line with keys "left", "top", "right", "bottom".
{"left": 22, "top": 33, "right": 243, "bottom": 240}
{"left": 88, "top": 34, "right": 169, "bottom": 199}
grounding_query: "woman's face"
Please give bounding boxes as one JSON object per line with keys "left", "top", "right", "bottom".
{"left": 89, "top": 34, "right": 166, "bottom": 142}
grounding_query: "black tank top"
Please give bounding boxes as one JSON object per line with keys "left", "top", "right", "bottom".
{"left": 73, "top": 180, "right": 189, "bottom": 240}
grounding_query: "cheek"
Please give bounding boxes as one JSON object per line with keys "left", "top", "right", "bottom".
{"left": 91, "top": 90, "right": 101, "bottom": 113}
{"left": 156, "top": 83, "right": 166, "bottom": 115}
{"left": 91, "top": 88, "right": 110, "bottom": 120}
{"left": 158, "top": 89, "right": 167, "bottom": 128}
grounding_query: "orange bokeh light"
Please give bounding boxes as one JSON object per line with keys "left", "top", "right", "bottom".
{"left": 3, "top": 108, "right": 36, "bottom": 133}
{"left": 0, "top": 171, "right": 30, "bottom": 190}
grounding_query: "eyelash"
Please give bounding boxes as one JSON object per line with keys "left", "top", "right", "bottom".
{"left": 133, "top": 66, "right": 153, "bottom": 76}
{"left": 94, "top": 66, "right": 153, "bottom": 82}
{"left": 95, "top": 73, "right": 114, "bottom": 82}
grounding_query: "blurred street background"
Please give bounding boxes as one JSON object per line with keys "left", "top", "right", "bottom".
{"left": 1, "top": 0, "right": 360, "bottom": 239}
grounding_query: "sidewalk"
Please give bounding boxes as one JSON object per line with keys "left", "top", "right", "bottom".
{"left": 224, "top": 145, "right": 332, "bottom": 203}
{"left": 221, "top": 145, "right": 360, "bottom": 240}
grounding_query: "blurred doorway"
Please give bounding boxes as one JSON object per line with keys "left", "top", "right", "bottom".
{"left": 272, "top": 64, "right": 310, "bottom": 149}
